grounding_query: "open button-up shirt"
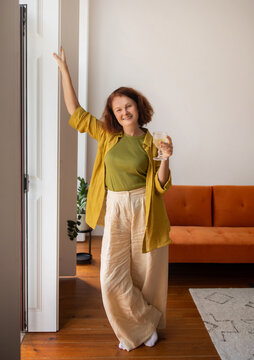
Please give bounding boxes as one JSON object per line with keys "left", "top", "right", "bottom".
{"left": 69, "top": 106, "right": 172, "bottom": 253}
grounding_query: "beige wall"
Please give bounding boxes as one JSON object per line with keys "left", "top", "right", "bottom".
{"left": 0, "top": 0, "right": 21, "bottom": 359}
{"left": 86, "top": 0, "right": 254, "bottom": 194}
{"left": 59, "top": 0, "right": 80, "bottom": 276}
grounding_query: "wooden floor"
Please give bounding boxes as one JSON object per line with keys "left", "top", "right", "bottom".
{"left": 21, "top": 236, "right": 254, "bottom": 359}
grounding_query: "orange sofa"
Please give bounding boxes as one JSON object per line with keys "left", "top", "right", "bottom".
{"left": 163, "top": 185, "right": 254, "bottom": 263}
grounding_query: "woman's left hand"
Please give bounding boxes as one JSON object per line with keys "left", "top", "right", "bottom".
{"left": 160, "top": 135, "right": 173, "bottom": 159}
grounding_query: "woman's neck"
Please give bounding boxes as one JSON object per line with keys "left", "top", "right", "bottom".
{"left": 123, "top": 126, "right": 144, "bottom": 137}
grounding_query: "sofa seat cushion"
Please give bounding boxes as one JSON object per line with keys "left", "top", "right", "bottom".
{"left": 170, "top": 226, "right": 254, "bottom": 245}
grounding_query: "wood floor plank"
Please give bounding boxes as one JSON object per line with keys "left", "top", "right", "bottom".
{"left": 21, "top": 341, "right": 218, "bottom": 358}
{"left": 21, "top": 330, "right": 210, "bottom": 344}
{"left": 21, "top": 236, "right": 254, "bottom": 359}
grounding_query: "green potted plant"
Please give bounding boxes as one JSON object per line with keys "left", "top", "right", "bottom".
{"left": 67, "top": 176, "right": 89, "bottom": 240}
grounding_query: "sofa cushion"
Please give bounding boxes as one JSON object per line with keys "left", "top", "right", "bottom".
{"left": 169, "top": 226, "right": 254, "bottom": 263}
{"left": 163, "top": 185, "right": 212, "bottom": 226}
{"left": 213, "top": 186, "right": 254, "bottom": 226}
{"left": 170, "top": 226, "right": 254, "bottom": 245}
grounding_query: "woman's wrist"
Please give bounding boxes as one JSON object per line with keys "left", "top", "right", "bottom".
{"left": 158, "top": 158, "right": 170, "bottom": 187}
{"left": 160, "top": 157, "right": 169, "bottom": 168}
{"left": 61, "top": 63, "right": 69, "bottom": 75}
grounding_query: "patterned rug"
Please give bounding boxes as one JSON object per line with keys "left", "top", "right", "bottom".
{"left": 189, "top": 288, "right": 254, "bottom": 360}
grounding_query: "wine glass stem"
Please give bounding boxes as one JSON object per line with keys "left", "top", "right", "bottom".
{"left": 158, "top": 148, "right": 163, "bottom": 158}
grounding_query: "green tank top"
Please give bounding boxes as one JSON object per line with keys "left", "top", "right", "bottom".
{"left": 104, "top": 132, "right": 149, "bottom": 191}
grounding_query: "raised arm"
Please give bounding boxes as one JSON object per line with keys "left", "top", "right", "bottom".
{"left": 53, "top": 47, "right": 105, "bottom": 141}
{"left": 53, "top": 46, "right": 80, "bottom": 115}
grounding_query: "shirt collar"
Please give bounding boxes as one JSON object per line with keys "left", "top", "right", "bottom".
{"left": 115, "top": 127, "right": 153, "bottom": 148}
{"left": 142, "top": 128, "right": 153, "bottom": 148}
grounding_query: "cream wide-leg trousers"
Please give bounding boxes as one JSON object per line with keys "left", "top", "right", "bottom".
{"left": 100, "top": 186, "right": 169, "bottom": 351}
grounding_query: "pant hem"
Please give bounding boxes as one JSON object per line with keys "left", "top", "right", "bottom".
{"left": 121, "top": 312, "right": 161, "bottom": 351}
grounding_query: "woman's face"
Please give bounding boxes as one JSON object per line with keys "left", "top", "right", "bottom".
{"left": 111, "top": 95, "right": 139, "bottom": 129}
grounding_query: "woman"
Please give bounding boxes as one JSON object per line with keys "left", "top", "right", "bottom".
{"left": 53, "top": 47, "right": 173, "bottom": 352}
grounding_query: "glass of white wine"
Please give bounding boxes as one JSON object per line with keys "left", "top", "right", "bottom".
{"left": 153, "top": 131, "right": 168, "bottom": 161}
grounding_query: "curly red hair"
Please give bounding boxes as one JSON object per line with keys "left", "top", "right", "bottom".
{"left": 102, "top": 87, "right": 154, "bottom": 133}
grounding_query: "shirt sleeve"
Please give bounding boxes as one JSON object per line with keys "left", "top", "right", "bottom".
{"left": 68, "top": 106, "right": 105, "bottom": 141}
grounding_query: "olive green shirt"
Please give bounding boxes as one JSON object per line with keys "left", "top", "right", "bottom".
{"left": 104, "top": 132, "right": 149, "bottom": 191}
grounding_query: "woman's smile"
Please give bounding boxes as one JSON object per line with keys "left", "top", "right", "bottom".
{"left": 122, "top": 115, "right": 132, "bottom": 120}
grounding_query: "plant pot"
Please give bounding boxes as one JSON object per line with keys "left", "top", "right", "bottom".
{"left": 77, "top": 214, "right": 89, "bottom": 231}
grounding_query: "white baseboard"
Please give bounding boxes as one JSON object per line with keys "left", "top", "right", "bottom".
{"left": 20, "top": 331, "right": 26, "bottom": 344}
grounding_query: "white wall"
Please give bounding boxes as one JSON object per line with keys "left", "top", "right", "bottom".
{"left": 0, "top": 0, "right": 21, "bottom": 358}
{"left": 86, "top": 0, "right": 254, "bottom": 196}
{"left": 77, "top": 0, "right": 89, "bottom": 242}
{"left": 59, "top": 0, "right": 80, "bottom": 275}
